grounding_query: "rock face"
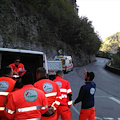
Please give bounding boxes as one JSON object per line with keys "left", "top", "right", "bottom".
{"left": 0, "top": 1, "right": 96, "bottom": 66}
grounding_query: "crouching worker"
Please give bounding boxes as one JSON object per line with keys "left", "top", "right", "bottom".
{"left": 4, "top": 72, "right": 48, "bottom": 120}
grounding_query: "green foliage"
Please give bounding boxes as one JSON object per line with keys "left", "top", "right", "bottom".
{"left": 117, "top": 47, "right": 120, "bottom": 56}
{"left": 96, "top": 51, "right": 111, "bottom": 59}
{"left": 100, "top": 32, "right": 120, "bottom": 52}
{"left": 111, "top": 54, "right": 120, "bottom": 69}
{"left": 0, "top": 0, "right": 11, "bottom": 11}
{"left": 0, "top": 0, "right": 101, "bottom": 55}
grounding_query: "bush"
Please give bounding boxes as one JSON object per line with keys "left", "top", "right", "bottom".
{"left": 111, "top": 54, "right": 120, "bottom": 69}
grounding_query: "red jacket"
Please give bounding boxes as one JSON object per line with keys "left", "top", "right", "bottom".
{"left": 4, "top": 85, "right": 48, "bottom": 120}
{"left": 9, "top": 63, "right": 25, "bottom": 77}
{"left": 34, "top": 79, "right": 61, "bottom": 109}
{"left": 0, "top": 77, "right": 15, "bottom": 112}
{"left": 53, "top": 76, "right": 72, "bottom": 107}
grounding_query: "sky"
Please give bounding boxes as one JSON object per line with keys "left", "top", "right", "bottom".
{"left": 76, "top": 0, "right": 120, "bottom": 41}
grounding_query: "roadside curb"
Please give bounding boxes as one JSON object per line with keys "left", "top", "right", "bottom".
{"left": 105, "top": 60, "right": 120, "bottom": 75}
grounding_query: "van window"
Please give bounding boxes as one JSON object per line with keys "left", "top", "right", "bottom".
{"left": 69, "top": 59, "right": 72, "bottom": 64}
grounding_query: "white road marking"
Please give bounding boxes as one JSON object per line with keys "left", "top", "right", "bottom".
{"left": 103, "top": 118, "right": 114, "bottom": 120}
{"left": 72, "top": 97, "right": 120, "bottom": 120}
{"left": 95, "top": 117, "right": 102, "bottom": 120}
{"left": 95, "top": 96, "right": 120, "bottom": 105}
{"left": 109, "top": 97, "right": 120, "bottom": 104}
{"left": 71, "top": 105, "right": 79, "bottom": 115}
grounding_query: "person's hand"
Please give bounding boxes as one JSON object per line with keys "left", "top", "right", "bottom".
{"left": 44, "top": 106, "right": 55, "bottom": 115}
{"left": 83, "top": 68, "right": 87, "bottom": 76}
{"left": 51, "top": 104, "right": 56, "bottom": 110}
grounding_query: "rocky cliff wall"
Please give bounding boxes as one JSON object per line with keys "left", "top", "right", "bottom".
{"left": 0, "top": 1, "right": 96, "bottom": 66}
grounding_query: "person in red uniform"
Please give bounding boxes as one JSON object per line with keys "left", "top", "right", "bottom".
{"left": 53, "top": 70, "right": 72, "bottom": 120}
{"left": 9, "top": 56, "right": 25, "bottom": 78}
{"left": 4, "top": 72, "right": 48, "bottom": 120}
{"left": 0, "top": 66, "right": 16, "bottom": 120}
{"left": 34, "top": 67, "right": 61, "bottom": 120}
{"left": 73, "top": 69, "right": 96, "bottom": 120}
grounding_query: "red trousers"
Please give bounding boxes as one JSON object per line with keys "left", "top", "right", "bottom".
{"left": 57, "top": 106, "right": 71, "bottom": 120}
{"left": 79, "top": 107, "right": 95, "bottom": 120}
{"left": 0, "top": 111, "right": 9, "bottom": 120}
{"left": 41, "top": 111, "right": 57, "bottom": 120}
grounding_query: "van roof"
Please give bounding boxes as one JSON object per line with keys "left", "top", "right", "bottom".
{"left": 0, "top": 47, "right": 44, "bottom": 55}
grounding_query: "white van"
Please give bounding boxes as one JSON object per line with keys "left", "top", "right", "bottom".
{"left": 0, "top": 48, "right": 48, "bottom": 80}
{"left": 54, "top": 55, "right": 73, "bottom": 73}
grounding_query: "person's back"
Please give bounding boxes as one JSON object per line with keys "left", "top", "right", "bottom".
{"left": 53, "top": 71, "right": 72, "bottom": 120}
{"left": 4, "top": 72, "right": 48, "bottom": 120}
{"left": 34, "top": 79, "right": 61, "bottom": 107}
{"left": 5, "top": 84, "right": 48, "bottom": 120}
{"left": 34, "top": 67, "right": 61, "bottom": 120}
{"left": 0, "top": 66, "right": 16, "bottom": 120}
{"left": 53, "top": 76, "right": 72, "bottom": 107}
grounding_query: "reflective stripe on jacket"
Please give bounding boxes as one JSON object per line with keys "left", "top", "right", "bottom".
{"left": 4, "top": 85, "right": 48, "bottom": 120}
{"left": 53, "top": 76, "right": 72, "bottom": 107}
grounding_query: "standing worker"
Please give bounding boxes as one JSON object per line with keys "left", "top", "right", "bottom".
{"left": 4, "top": 72, "right": 48, "bottom": 120}
{"left": 0, "top": 66, "right": 16, "bottom": 120}
{"left": 9, "top": 56, "right": 25, "bottom": 78}
{"left": 53, "top": 70, "right": 72, "bottom": 120}
{"left": 34, "top": 67, "right": 61, "bottom": 120}
{"left": 73, "top": 69, "right": 96, "bottom": 120}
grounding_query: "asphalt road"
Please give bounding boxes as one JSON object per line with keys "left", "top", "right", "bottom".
{"left": 63, "top": 57, "right": 120, "bottom": 120}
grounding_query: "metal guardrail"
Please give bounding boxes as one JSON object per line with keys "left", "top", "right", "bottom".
{"left": 105, "top": 60, "right": 120, "bottom": 75}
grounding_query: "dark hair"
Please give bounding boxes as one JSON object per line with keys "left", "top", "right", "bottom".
{"left": 14, "top": 56, "right": 20, "bottom": 61}
{"left": 13, "top": 78, "right": 23, "bottom": 90}
{"left": 2, "top": 66, "right": 12, "bottom": 76}
{"left": 36, "top": 67, "right": 47, "bottom": 78}
{"left": 87, "top": 72, "right": 95, "bottom": 81}
{"left": 56, "top": 70, "right": 63, "bottom": 77}
{"left": 21, "top": 72, "right": 34, "bottom": 85}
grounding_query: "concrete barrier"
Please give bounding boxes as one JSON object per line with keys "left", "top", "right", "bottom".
{"left": 105, "top": 60, "right": 120, "bottom": 75}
